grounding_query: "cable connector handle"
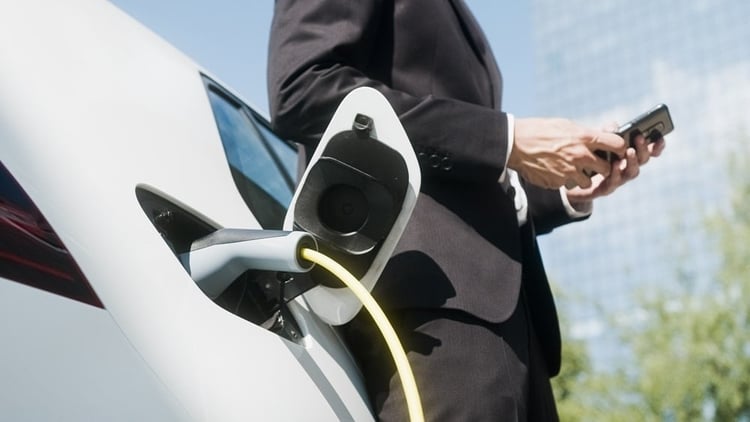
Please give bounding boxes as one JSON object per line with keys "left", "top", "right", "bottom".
{"left": 180, "top": 229, "right": 317, "bottom": 298}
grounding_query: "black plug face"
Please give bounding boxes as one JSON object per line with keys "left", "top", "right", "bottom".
{"left": 318, "top": 183, "right": 369, "bottom": 234}
{"left": 291, "top": 120, "right": 409, "bottom": 288}
{"left": 294, "top": 156, "right": 399, "bottom": 255}
{"left": 293, "top": 116, "right": 408, "bottom": 257}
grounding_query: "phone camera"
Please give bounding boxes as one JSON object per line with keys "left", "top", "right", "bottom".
{"left": 646, "top": 128, "right": 663, "bottom": 142}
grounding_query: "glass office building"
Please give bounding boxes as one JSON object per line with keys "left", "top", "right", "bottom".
{"left": 530, "top": 0, "right": 750, "bottom": 370}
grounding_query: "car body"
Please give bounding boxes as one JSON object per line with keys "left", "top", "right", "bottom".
{"left": 0, "top": 0, "right": 377, "bottom": 420}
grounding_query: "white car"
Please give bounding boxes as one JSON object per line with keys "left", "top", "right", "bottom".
{"left": 0, "top": 1, "right": 420, "bottom": 420}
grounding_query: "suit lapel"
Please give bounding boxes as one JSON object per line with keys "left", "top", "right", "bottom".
{"left": 448, "top": 0, "right": 502, "bottom": 109}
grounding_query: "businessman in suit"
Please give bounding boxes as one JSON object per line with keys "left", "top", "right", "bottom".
{"left": 267, "top": 0, "right": 665, "bottom": 420}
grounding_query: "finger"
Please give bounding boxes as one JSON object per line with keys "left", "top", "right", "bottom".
{"left": 571, "top": 171, "right": 593, "bottom": 189}
{"left": 634, "top": 134, "right": 650, "bottom": 164}
{"left": 582, "top": 153, "right": 613, "bottom": 178}
{"left": 622, "top": 148, "right": 640, "bottom": 180}
{"left": 590, "top": 131, "right": 627, "bottom": 156}
{"left": 571, "top": 172, "right": 606, "bottom": 201}
{"left": 649, "top": 138, "right": 666, "bottom": 157}
{"left": 595, "top": 160, "right": 621, "bottom": 196}
{"left": 601, "top": 121, "right": 619, "bottom": 133}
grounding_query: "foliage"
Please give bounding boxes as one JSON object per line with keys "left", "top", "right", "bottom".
{"left": 552, "top": 142, "right": 750, "bottom": 421}
{"left": 552, "top": 306, "right": 646, "bottom": 421}
{"left": 551, "top": 289, "right": 645, "bottom": 421}
{"left": 620, "top": 143, "right": 750, "bottom": 421}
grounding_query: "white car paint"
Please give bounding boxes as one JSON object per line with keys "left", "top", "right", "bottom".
{"left": 0, "top": 0, "right": 378, "bottom": 420}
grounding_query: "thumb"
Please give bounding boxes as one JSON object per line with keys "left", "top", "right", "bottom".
{"left": 602, "top": 121, "right": 619, "bottom": 133}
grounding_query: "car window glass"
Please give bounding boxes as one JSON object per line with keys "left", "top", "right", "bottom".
{"left": 255, "top": 121, "right": 298, "bottom": 182}
{"left": 206, "top": 87, "right": 293, "bottom": 228}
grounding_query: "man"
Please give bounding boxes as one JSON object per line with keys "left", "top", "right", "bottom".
{"left": 267, "top": 1, "right": 664, "bottom": 420}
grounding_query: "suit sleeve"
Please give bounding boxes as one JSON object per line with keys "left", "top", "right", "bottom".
{"left": 267, "top": 0, "right": 510, "bottom": 184}
{"left": 524, "top": 183, "right": 590, "bottom": 235}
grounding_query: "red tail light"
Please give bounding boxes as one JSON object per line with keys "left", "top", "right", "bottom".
{"left": 0, "top": 162, "right": 103, "bottom": 308}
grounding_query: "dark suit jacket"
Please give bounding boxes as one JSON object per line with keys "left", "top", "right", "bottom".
{"left": 268, "top": 0, "right": 586, "bottom": 376}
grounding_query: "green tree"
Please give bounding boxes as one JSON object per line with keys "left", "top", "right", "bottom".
{"left": 552, "top": 314, "right": 591, "bottom": 421}
{"left": 553, "top": 142, "right": 750, "bottom": 421}
{"left": 552, "top": 296, "right": 646, "bottom": 421}
{"left": 619, "top": 146, "right": 750, "bottom": 421}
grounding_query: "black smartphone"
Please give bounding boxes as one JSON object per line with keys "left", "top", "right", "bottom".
{"left": 618, "top": 103, "right": 673, "bottom": 147}
{"left": 597, "top": 104, "right": 674, "bottom": 163}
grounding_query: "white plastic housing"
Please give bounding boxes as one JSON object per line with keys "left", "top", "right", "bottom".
{"left": 284, "top": 87, "right": 421, "bottom": 325}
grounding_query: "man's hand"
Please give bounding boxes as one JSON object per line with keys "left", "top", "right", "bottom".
{"left": 509, "top": 118, "right": 627, "bottom": 189}
{"left": 565, "top": 132, "right": 666, "bottom": 206}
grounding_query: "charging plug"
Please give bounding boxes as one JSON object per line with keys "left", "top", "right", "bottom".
{"left": 180, "top": 229, "right": 317, "bottom": 299}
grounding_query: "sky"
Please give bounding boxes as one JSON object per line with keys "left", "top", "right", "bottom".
{"left": 110, "top": 0, "right": 535, "bottom": 117}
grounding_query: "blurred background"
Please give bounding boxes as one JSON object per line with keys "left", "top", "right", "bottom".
{"left": 112, "top": 1, "right": 750, "bottom": 420}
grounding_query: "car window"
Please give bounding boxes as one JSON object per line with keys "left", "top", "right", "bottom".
{"left": 255, "top": 120, "right": 298, "bottom": 183}
{"left": 203, "top": 80, "right": 296, "bottom": 229}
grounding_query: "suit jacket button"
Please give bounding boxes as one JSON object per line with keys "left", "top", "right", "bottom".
{"left": 418, "top": 147, "right": 433, "bottom": 163}
{"left": 429, "top": 153, "right": 441, "bottom": 168}
{"left": 440, "top": 156, "right": 453, "bottom": 171}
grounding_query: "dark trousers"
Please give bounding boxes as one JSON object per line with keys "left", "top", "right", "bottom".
{"left": 343, "top": 292, "right": 559, "bottom": 421}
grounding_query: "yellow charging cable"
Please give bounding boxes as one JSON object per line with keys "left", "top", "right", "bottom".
{"left": 300, "top": 248, "right": 424, "bottom": 422}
